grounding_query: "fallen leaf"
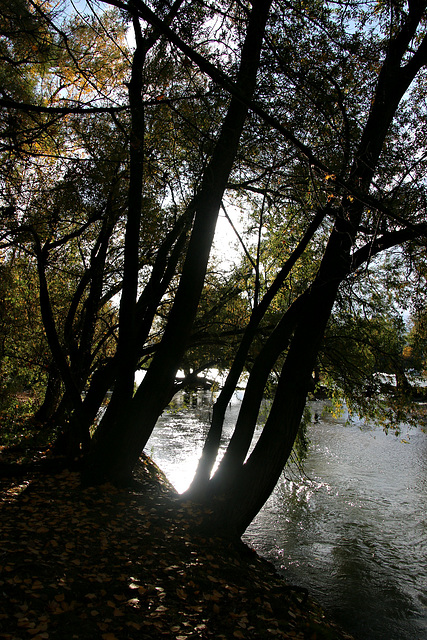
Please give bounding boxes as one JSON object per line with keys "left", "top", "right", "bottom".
{"left": 31, "top": 581, "right": 43, "bottom": 590}
{"left": 207, "top": 574, "right": 219, "bottom": 583}
{"left": 155, "top": 605, "right": 168, "bottom": 613}
{"left": 126, "top": 621, "right": 141, "bottom": 630}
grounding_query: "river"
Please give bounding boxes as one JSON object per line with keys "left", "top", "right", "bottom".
{"left": 146, "top": 391, "right": 427, "bottom": 640}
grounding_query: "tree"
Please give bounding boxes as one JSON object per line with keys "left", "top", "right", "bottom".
{"left": 2, "top": 0, "right": 427, "bottom": 539}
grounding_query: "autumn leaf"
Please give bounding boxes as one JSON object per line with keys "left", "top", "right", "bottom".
{"left": 207, "top": 574, "right": 219, "bottom": 582}
{"left": 126, "top": 621, "right": 142, "bottom": 630}
{"left": 0, "top": 452, "right": 351, "bottom": 640}
{"left": 31, "top": 580, "right": 43, "bottom": 590}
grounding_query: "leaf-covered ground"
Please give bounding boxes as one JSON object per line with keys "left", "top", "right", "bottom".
{"left": 0, "top": 453, "right": 355, "bottom": 640}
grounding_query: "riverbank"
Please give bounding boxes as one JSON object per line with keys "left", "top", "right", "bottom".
{"left": 0, "top": 452, "right": 355, "bottom": 640}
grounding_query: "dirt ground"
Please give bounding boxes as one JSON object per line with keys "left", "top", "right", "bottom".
{"left": 0, "top": 452, "right": 355, "bottom": 640}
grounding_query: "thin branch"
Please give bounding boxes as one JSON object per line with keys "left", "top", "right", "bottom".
{"left": 220, "top": 202, "right": 256, "bottom": 270}
{"left": 0, "top": 97, "right": 128, "bottom": 114}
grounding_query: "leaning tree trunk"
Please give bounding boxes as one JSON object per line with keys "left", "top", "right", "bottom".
{"left": 87, "top": 0, "right": 273, "bottom": 484}
{"left": 193, "top": 1, "right": 427, "bottom": 535}
{"left": 193, "top": 208, "right": 351, "bottom": 535}
{"left": 187, "top": 207, "right": 327, "bottom": 493}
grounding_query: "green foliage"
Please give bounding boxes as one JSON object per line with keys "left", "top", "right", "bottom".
{"left": 0, "top": 393, "right": 37, "bottom": 445}
{"left": 182, "top": 269, "right": 252, "bottom": 376}
{"left": 0, "top": 0, "right": 54, "bottom": 100}
{"left": 0, "top": 259, "right": 49, "bottom": 401}
{"left": 407, "top": 314, "right": 427, "bottom": 372}
{"left": 317, "top": 309, "right": 422, "bottom": 431}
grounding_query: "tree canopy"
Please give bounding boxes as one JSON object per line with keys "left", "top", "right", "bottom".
{"left": 1, "top": 0, "right": 427, "bottom": 536}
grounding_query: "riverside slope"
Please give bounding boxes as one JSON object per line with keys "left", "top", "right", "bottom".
{"left": 0, "top": 452, "right": 355, "bottom": 640}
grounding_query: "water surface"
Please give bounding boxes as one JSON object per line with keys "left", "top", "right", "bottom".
{"left": 146, "top": 393, "right": 427, "bottom": 640}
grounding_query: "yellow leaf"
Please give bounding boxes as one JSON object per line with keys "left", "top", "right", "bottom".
{"left": 128, "top": 582, "right": 140, "bottom": 590}
{"left": 126, "top": 598, "right": 139, "bottom": 607}
{"left": 155, "top": 605, "right": 168, "bottom": 613}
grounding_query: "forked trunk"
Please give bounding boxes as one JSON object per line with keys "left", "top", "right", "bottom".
{"left": 199, "top": 217, "right": 355, "bottom": 536}
{"left": 85, "top": 0, "right": 273, "bottom": 484}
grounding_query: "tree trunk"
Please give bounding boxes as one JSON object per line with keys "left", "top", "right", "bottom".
{"left": 33, "top": 362, "right": 62, "bottom": 424}
{"left": 87, "top": 0, "right": 273, "bottom": 484}
{"left": 187, "top": 207, "right": 327, "bottom": 491}
{"left": 186, "top": 291, "right": 309, "bottom": 500}
{"left": 193, "top": 3, "right": 427, "bottom": 535}
{"left": 94, "top": 17, "right": 147, "bottom": 441}
{"left": 204, "top": 217, "right": 354, "bottom": 536}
